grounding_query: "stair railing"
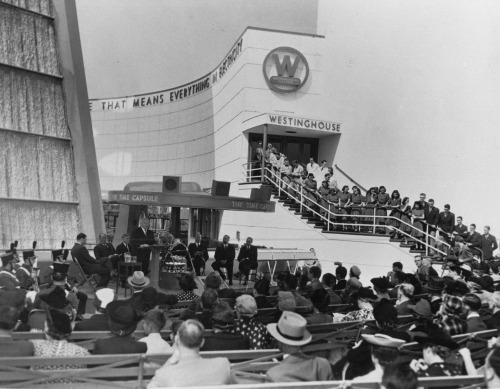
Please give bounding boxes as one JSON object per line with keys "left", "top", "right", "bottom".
{"left": 241, "top": 163, "right": 451, "bottom": 257}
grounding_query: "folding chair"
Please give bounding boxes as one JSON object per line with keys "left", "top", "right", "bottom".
{"left": 71, "top": 255, "right": 98, "bottom": 294}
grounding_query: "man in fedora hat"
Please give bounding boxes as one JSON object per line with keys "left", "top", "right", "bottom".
{"left": 126, "top": 271, "right": 178, "bottom": 314}
{"left": 75, "top": 288, "right": 115, "bottom": 331}
{"left": 265, "top": 311, "right": 333, "bottom": 382}
{"left": 148, "top": 319, "right": 237, "bottom": 387}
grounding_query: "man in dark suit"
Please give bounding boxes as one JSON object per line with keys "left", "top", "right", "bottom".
{"left": 93, "top": 233, "right": 120, "bottom": 270}
{"left": 188, "top": 233, "right": 209, "bottom": 276}
{"left": 212, "top": 235, "right": 236, "bottom": 285}
{"left": 481, "top": 226, "right": 499, "bottom": 261}
{"left": 130, "top": 218, "right": 156, "bottom": 274}
{"left": 418, "top": 193, "right": 429, "bottom": 213}
{"left": 115, "top": 233, "right": 135, "bottom": 261}
{"left": 461, "top": 223, "right": 482, "bottom": 258}
{"left": 70, "top": 233, "right": 110, "bottom": 287}
{"left": 237, "top": 237, "right": 258, "bottom": 284}
{"left": 436, "top": 204, "right": 455, "bottom": 252}
{"left": 424, "top": 199, "right": 440, "bottom": 253}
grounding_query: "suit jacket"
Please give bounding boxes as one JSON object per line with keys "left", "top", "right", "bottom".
{"left": 453, "top": 224, "right": 468, "bottom": 236}
{"left": 481, "top": 234, "right": 498, "bottom": 260}
{"left": 214, "top": 243, "right": 236, "bottom": 263}
{"left": 147, "top": 355, "right": 236, "bottom": 388}
{"left": 425, "top": 206, "right": 440, "bottom": 227}
{"left": 437, "top": 212, "right": 455, "bottom": 234}
{"left": 200, "top": 332, "right": 250, "bottom": 351}
{"left": 94, "top": 243, "right": 115, "bottom": 260}
{"left": 93, "top": 335, "right": 147, "bottom": 355}
{"left": 71, "top": 243, "right": 98, "bottom": 271}
{"left": 187, "top": 242, "right": 209, "bottom": 261}
{"left": 74, "top": 313, "right": 109, "bottom": 331}
{"left": 266, "top": 352, "right": 333, "bottom": 382}
{"left": 130, "top": 227, "right": 156, "bottom": 260}
{"left": 115, "top": 242, "right": 135, "bottom": 260}
{"left": 237, "top": 245, "right": 258, "bottom": 263}
{"left": 466, "top": 316, "right": 488, "bottom": 333}
{"left": 465, "top": 232, "right": 482, "bottom": 248}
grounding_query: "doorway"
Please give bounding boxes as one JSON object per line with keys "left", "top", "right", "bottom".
{"left": 248, "top": 133, "right": 319, "bottom": 165}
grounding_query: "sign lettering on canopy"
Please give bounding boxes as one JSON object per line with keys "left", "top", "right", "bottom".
{"left": 268, "top": 114, "right": 341, "bottom": 133}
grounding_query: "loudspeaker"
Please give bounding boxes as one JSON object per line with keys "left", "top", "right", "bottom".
{"left": 163, "top": 176, "right": 182, "bottom": 194}
{"left": 211, "top": 180, "right": 231, "bottom": 196}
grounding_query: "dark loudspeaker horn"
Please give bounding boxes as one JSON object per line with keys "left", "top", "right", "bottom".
{"left": 162, "top": 176, "right": 182, "bottom": 194}
{"left": 211, "top": 180, "right": 231, "bottom": 197}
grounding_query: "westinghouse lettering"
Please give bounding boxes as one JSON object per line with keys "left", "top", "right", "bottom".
{"left": 269, "top": 114, "right": 341, "bottom": 133}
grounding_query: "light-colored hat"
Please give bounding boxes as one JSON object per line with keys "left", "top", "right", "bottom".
{"left": 127, "top": 271, "right": 150, "bottom": 289}
{"left": 267, "top": 311, "right": 312, "bottom": 346}
{"left": 361, "top": 333, "right": 406, "bottom": 348}
{"left": 95, "top": 288, "right": 115, "bottom": 309}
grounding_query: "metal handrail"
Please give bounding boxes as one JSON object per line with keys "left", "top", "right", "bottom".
{"left": 241, "top": 163, "right": 451, "bottom": 256}
{"left": 334, "top": 164, "right": 368, "bottom": 193}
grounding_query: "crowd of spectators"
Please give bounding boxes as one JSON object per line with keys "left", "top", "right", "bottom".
{"left": 2, "top": 237, "right": 500, "bottom": 387}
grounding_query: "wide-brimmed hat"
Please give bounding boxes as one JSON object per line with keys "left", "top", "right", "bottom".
{"left": 409, "top": 298, "right": 433, "bottom": 317}
{"left": 362, "top": 333, "right": 406, "bottom": 348}
{"left": 371, "top": 276, "right": 390, "bottom": 291}
{"left": 39, "top": 287, "right": 70, "bottom": 309}
{"left": 107, "top": 300, "right": 140, "bottom": 326}
{"left": 267, "top": 311, "right": 312, "bottom": 346}
{"left": 127, "top": 271, "right": 150, "bottom": 289}
{"left": 354, "top": 287, "right": 377, "bottom": 301}
{"left": 415, "top": 324, "right": 459, "bottom": 350}
{"left": 426, "top": 276, "right": 446, "bottom": 292}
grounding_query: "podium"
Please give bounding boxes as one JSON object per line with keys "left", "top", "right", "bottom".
{"left": 149, "top": 244, "right": 168, "bottom": 290}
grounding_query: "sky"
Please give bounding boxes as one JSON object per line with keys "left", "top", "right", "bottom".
{"left": 76, "top": 0, "right": 500, "bottom": 234}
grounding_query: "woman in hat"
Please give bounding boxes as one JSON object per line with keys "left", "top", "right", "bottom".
{"left": 266, "top": 311, "right": 333, "bottom": 382}
{"left": 201, "top": 301, "right": 250, "bottom": 351}
{"left": 233, "top": 295, "right": 273, "bottom": 349}
{"left": 31, "top": 308, "right": 90, "bottom": 374}
{"left": 338, "top": 185, "right": 352, "bottom": 230}
{"left": 411, "top": 324, "right": 463, "bottom": 377}
{"left": 375, "top": 186, "right": 390, "bottom": 233}
{"left": 341, "top": 287, "right": 377, "bottom": 322}
{"left": 349, "top": 186, "right": 365, "bottom": 232}
{"left": 434, "top": 294, "right": 467, "bottom": 335}
{"left": 386, "top": 190, "right": 402, "bottom": 237}
{"left": 93, "top": 300, "right": 147, "bottom": 354}
{"left": 363, "top": 187, "right": 379, "bottom": 232}
{"left": 176, "top": 273, "right": 197, "bottom": 302}
{"left": 371, "top": 277, "right": 391, "bottom": 301}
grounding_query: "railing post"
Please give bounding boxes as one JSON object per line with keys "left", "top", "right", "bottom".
{"left": 425, "top": 225, "right": 429, "bottom": 256}
{"left": 261, "top": 125, "right": 268, "bottom": 183}
{"left": 299, "top": 188, "right": 303, "bottom": 213}
{"left": 372, "top": 207, "right": 376, "bottom": 234}
{"left": 328, "top": 203, "right": 331, "bottom": 231}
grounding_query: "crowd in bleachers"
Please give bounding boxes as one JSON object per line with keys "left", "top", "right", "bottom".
{"left": 1, "top": 238, "right": 500, "bottom": 387}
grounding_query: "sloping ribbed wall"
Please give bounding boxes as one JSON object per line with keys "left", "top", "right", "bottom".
{"left": 0, "top": 0, "right": 81, "bottom": 249}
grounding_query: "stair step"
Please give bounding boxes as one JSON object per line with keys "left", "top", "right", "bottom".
{"left": 400, "top": 243, "right": 414, "bottom": 248}
{"left": 389, "top": 238, "right": 403, "bottom": 242}
{"left": 409, "top": 249, "right": 426, "bottom": 253}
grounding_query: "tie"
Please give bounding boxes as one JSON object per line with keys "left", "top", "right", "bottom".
{"left": 224, "top": 244, "right": 227, "bottom": 249}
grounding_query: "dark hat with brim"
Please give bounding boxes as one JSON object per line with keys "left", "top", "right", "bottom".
{"left": 371, "top": 276, "right": 390, "bottom": 291}
{"left": 22, "top": 250, "right": 35, "bottom": 261}
{"left": 107, "top": 300, "right": 140, "bottom": 326}
{"left": 408, "top": 298, "right": 433, "bottom": 317}
{"left": 353, "top": 287, "right": 377, "bottom": 301}
{"left": 1, "top": 253, "right": 14, "bottom": 267}
{"left": 51, "top": 250, "right": 63, "bottom": 261}
{"left": 426, "top": 276, "right": 446, "bottom": 292}
{"left": 415, "top": 324, "right": 459, "bottom": 350}
{"left": 39, "top": 286, "right": 70, "bottom": 309}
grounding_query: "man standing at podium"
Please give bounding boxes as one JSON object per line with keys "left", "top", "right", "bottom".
{"left": 237, "top": 237, "right": 258, "bottom": 285}
{"left": 131, "top": 218, "right": 156, "bottom": 275}
{"left": 212, "top": 235, "right": 235, "bottom": 285}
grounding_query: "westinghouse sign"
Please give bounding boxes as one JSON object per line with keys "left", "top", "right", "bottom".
{"left": 262, "top": 47, "right": 309, "bottom": 94}
{"left": 90, "top": 39, "right": 243, "bottom": 112}
{"left": 268, "top": 114, "right": 341, "bottom": 133}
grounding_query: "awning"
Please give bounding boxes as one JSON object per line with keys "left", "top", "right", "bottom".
{"left": 107, "top": 190, "right": 275, "bottom": 213}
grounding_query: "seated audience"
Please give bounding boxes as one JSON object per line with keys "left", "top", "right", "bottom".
{"left": 284, "top": 273, "right": 313, "bottom": 311}
{"left": 435, "top": 294, "right": 466, "bottom": 335}
{"left": 352, "top": 334, "right": 405, "bottom": 382}
{"left": 306, "top": 288, "right": 332, "bottom": 325}
{"left": 253, "top": 278, "right": 273, "bottom": 309}
{"left": 426, "top": 276, "right": 446, "bottom": 314}
{"left": 307, "top": 265, "right": 322, "bottom": 295}
{"left": 395, "top": 283, "right": 415, "bottom": 315}
{"left": 0, "top": 306, "right": 34, "bottom": 356}
{"left": 74, "top": 288, "right": 115, "bottom": 331}
{"left": 341, "top": 287, "right": 376, "bottom": 322}
{"left": 233, "top": 294, "right": 272, "bottom": 349}
{"left": 411, "top": 325, "right": 463, "bottom": 377}
{"left": 345, "top": 265, "right": 362, "bottom": 295}
{"left": 371, "top": 276, "right": 391, "bottom": 301}
{"left": 201, "top": 301, "right": 250, "bottom": 351}
{"left": 148, "top": 319, "right": 237, "bottom": 388}
{"left": 463, "top": 293, "right": 488, "bottom": 333}
{"left": 176, "top": 273, "right": 198, "bottom": 302}
{"left": 408, "top": 299, "right": 434, "bottom": 335}
{"left": 195, "top": 288, "right": 219, "bottom": 329}
{"left": 139, "top": 309, "right": 172, "bottom": 354}
{"left": 266, "top": 311, "right": 333, "bottom": 382}
{"left": 387, "top": 261, "right": 404, "bottom": 286}
{"left": 322, "top": 272, "right": 342, "bottom": 304}
{"left": 372, "top": 299, "right": 411, "bottom": 341}
{"left": 381, "top": 363, "right": 418, "bottom": 389}
{"left": 334, "top": 265, "right": 347, "bottom": 291}
{"left": 31, "top": 309, "right": 90, "bottom": 371}
{"left": 93, "top": 300, "right": 147, "bottom": 354}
